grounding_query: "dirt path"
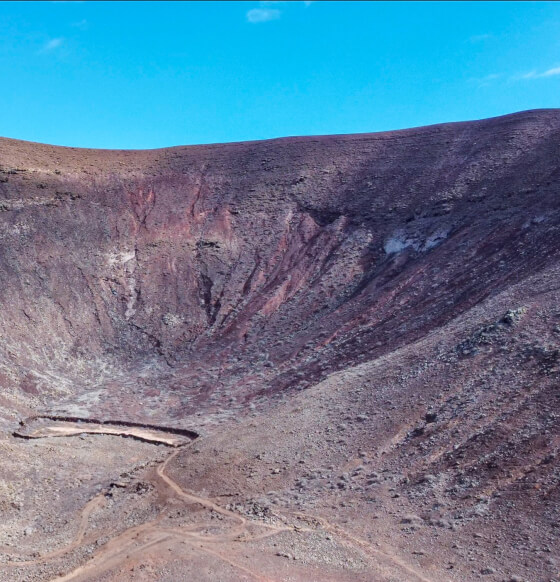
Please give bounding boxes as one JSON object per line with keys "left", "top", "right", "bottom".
{"left": 293, "top": 511, "right": 433, "bottom": 582}
{"left": 46, "top": 449, "right": 299, "bottom": 582}
{"left": 3, "top": 432, "right": 432, "bottom": 582}
{"left": 3, "top": 494, "right": 106, "bottom": 567}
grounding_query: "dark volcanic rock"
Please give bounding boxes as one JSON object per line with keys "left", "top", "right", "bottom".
{"left": 1, "top": 108, "right": 560, "bottom": 425}
{"left": 2, "top": 109, "right": 560, "bottom": 582}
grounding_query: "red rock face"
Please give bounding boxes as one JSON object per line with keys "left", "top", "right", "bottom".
{"left": 1, "top": 109, "right": 560, "bottom": 424}
{"left": 1, "top": 109, "right": 560, "bottom": 582}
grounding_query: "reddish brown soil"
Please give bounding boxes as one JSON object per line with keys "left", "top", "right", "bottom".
{"left": 0, "top": 109, "right": 559, "bottom": 581}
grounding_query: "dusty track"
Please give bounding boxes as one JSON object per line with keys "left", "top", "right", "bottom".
{"left": 293, "top": 511, "right": 433, "bottom": 582}
{"left": 2, "top": 494, "right": 106, "bottom": 567}
{"left": 46, "top": 447, "right": 305, "bottom": 582}
{"left": 3, "top": 435, "right": 433, "bottom": 582}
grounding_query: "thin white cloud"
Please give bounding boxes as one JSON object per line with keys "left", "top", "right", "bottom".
{"left": 469, "top": 33, "right": 492, "bottom": 43}
{"left": 246, "top": 1, "right": 312, "bottom": 24}
{"left": 469, "top": 73, "right": 502, "bottom": 88}
{"left": 519, "top": 71, "right": 538, "bottom": 80}
{"left": 71, "top": 19, "right": 88, "bottom": 29}
{"left": 541, "top": 66, "right": 560, "bottom": 77}
{"left": 40, "top": 38, "right": 64, "bottom": 53}
{"left": 515, "top": 66, "right": 560, "bottom": 80}
{"left": 479, "top": 73, "right": 501, "bottom": 84}
{"left": 247, "top": 8, "right": 281, "bottom": 23}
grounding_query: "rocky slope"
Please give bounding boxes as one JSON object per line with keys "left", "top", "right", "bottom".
{"left": 0, "top": 109, "right": 559, "bottom": 581}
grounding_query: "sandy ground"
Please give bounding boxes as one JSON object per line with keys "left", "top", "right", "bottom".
{"left": 15, "top": 421, "right": 189, "bottom": 447}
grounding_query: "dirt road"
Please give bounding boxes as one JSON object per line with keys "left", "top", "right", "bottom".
{"left": 3, "top": 427, "right": 432, "bottom": 582}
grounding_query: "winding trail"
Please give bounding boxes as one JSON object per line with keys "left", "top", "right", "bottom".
{"left": 2, "top": 427, "right": 432, "bottom": 582}
{"left": 2, "top": 494, "right": 106, "bottom": 567}
{"left": 293, "top": 511, "right": 434, "bottom": 582}
{"left": 156, "top": 450, "right": 248, "bottom": 523}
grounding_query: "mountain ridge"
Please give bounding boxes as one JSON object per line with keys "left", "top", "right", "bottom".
{"left": 1, "top": 107, "right": 559, "bottom": 152}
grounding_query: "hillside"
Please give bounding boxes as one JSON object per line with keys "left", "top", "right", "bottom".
{"left": 0, "top": 109, "right": 559, "bottom": 581}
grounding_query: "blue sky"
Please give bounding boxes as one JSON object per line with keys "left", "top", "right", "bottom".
{"left": 1, "top": 1, "right": 559, "bottom": 149}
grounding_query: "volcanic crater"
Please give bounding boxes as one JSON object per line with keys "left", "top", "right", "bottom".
{"left": 0, "top": 109, "right": 559, "bottom": 581}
